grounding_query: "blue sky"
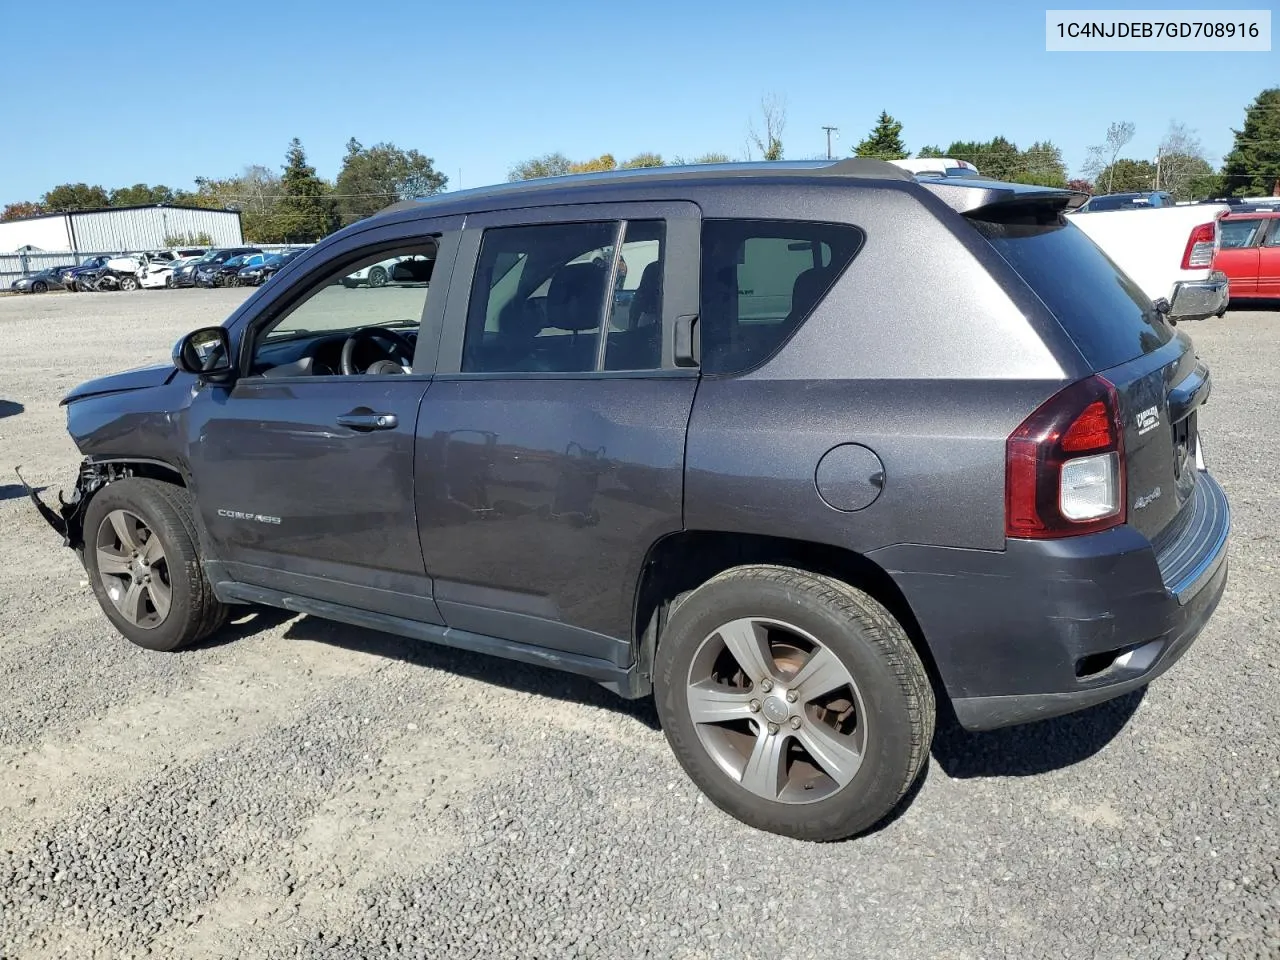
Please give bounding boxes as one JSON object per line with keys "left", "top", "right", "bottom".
{"left": 0, "top": 0, "right": 1274, "bottom": 206}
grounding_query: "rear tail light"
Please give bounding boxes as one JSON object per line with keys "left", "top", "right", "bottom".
{"left": 1006, "top": 376, "right": 1126, "bottom": 539}
{"left": 1181, "top": 221, "right": 1216, "bottom": 269}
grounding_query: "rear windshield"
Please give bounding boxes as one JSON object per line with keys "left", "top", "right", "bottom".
{"left": 972, "top": 216, "right": 1174, "bottom": 369}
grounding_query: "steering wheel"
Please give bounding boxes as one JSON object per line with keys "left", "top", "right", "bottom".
{"left": 340, "top": 326, "right": 415, "bottom": 375}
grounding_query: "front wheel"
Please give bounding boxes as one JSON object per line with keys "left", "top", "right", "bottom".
{"left": 368, "top": 266, "right": 388, "bottom": 288}
{"left": 654, "top": 565, "right": 935, "bottom": 841}
{"left": 119, "top": 276, "right": 138, "bottom": 291}
{"left": 82, "top": 478, "right": 229, "bottom": 652}
{"left": 32, "top": 280, "right": 48, "bottom": 293}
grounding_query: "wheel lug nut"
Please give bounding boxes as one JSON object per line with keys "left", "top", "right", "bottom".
{"left": 786, "top": 690, "right": 798, "bottom": 703}
{"left": 748, "top": 700, "right": 761, "bottom": 713}
{"left": 760, "top": 679, "right": 773, "bottom": 693}
{"left": 767, "top": 722, "right": 779, "bottom": 735}
{"left": 790, "top": 716, "right": 802, "bottom": 730}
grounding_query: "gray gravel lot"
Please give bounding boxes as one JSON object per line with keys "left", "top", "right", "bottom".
{"left": 0, "top": 288, "right": 1277, "bottom": 959}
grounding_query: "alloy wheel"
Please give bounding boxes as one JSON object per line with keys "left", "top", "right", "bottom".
{"left": 95, "top": 509, "right": 172, "bottom": 629}
{"left": 685, "top": 617, "right": 868, "bottom": 804}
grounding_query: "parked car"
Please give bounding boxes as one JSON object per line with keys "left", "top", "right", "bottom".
{"left": 1212, "top": 210, "right": 1280, "bottom": 299}
{"left": 1067, "top": 201, "right": 1232, "bottom": 305}
{"left": 341, "top": 255, "right": 410, "bottom": 287}
{"left": 237, "top": 250, "right": 303, "bottom": 286}
{"left": 10, "top": 266, "right": 76, "bottom": 293}
{"left": 1076, "top": 191, "right": 1174, "bottom": 212}
{"left": 175, "top": 247, "right": 262, "bottom": 288}
{"left": 64, "top": 256, "right": 115, "bottom": 292}
{"left": 29, "top": 159, "right": 1230, "bottom": 842}
{"left": 139, "top": 256, "right": 201, "bottom": 289}
{"left": 888, "top": 157, "right": 981, "bottom": 178}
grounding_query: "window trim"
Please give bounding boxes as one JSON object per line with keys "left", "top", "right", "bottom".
{"left": 698, "top": 217, "right": 867, "bottom": 380}
{"left": 435, "top": 201, "right": 702, "bottom": 379}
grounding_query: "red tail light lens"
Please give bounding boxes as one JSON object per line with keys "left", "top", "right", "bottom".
{"left": 1181, "top": 221, "right": 1216, "bottom": 269}
{"left": 1006, "top": 376, "right": 1126, "bottom": 539}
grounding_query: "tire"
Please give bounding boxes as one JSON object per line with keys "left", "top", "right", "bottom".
{"left": 654, "top": 564, "right": 935, "bottom": 841}
{"left": 368, "top": 266, "right": 387, "bottom": 288}
{"left": 32, "top": 280, "right": 47, "bottom": 294}
{"left": 165, "top": 276, "right": 174, "bottom": 288}
{"left": 119, "top": 276, "right": 138, "bottom": 291}
{"left": 82, "top": 478, "right": 230, "bottom": 652}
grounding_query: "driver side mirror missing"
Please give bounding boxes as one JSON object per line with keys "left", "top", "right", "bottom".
{"left": 173, "top": 326, "right": 234, "bottom": 378}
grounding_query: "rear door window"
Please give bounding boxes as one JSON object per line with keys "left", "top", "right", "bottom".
{"left": 699, "top": 220, "right": 865, "bottom": 376}
{"left": 971, "top": 216, "right": 1174, "bottom": 369}
{"left": 1219, "top": 219, "right": 1265, "bottom": 249}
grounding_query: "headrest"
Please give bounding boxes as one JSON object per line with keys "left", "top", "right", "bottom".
{"left": 547, "top": 261, "right": 608, "bottom": 331}
{"left": 789, "top": 266, "right": 835, "bottom": 319}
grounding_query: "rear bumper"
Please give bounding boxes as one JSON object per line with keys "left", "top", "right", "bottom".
{"left": 869, "top": 470, "right": 1231, "bottom": 731}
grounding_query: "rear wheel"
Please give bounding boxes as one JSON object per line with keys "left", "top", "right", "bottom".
{"left": 82, "top": 478, "right": 229, "bottom": 652}
{"left": 654, "top": 564, "right": 934, "bottom": 841}
{"left": 32, "top": 280, "right": 47, "bottom": 293}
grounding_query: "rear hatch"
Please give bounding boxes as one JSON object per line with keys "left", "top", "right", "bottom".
{"left": 969, "top": 208, "right": 1207, "bottom": 544}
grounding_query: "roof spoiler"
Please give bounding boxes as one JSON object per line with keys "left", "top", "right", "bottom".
{"left": 918, "top": 179, "right": 1090, "bottom": 218}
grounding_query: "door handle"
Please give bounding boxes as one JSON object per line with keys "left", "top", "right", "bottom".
{"left": 336, "top": 411, "right": 398, "bottom": 431}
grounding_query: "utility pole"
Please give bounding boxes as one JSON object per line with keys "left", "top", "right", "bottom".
{"left": 822, "top": 126, "right": 839, "bottom": 160}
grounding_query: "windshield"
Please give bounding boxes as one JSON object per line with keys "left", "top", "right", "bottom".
{"left": 972, "top": 215, "right": 1174, "bottom": 369}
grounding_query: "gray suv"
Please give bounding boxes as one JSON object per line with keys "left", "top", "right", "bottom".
{"left": 29, "top": 159, "right": 1231, "bottom": 841}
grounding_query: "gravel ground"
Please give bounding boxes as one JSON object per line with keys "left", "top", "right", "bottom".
{"left": 0, "top": 288, "right": 1277, "bottom": 960}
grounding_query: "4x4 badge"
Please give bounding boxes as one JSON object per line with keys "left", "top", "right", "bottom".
{"left": 1136, "top": 406, "right": 1161, "bottom": 435}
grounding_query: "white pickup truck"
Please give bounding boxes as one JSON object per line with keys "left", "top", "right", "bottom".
{"left": 1066, "top": 202, "right": 1231, "bottom": 307}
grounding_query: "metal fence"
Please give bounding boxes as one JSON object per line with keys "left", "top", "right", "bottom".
{"left": 2, "top": 245, "right": 312, "bottom": 291}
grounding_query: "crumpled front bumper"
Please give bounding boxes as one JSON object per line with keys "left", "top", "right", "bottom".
{"left": 17, "top": 463, "right": 94, "bottom": 552}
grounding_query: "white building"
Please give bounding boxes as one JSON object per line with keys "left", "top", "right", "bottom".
{"left": 0, "top": 205, "right": 243, "bottom": 253}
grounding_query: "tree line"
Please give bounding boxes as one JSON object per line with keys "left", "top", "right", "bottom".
{"left": 0, "top": 137, "right": 448, "bottom": 244}
{"left": 3, "top": 87, "right": 1276, "bottom": 242}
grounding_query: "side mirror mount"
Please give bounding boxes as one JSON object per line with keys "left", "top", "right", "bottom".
{"left": 1166, "top": 272, "right": 1230, "bottom": 323}
{"left": 173, "top": 326, "right": 234, "bottom": 381}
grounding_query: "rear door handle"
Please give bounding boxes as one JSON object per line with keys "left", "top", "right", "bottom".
{"left": 336, "top": 412, "right": 398, "bottom": 431}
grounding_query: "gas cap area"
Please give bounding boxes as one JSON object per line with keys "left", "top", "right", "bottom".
{"left": 815, "top": 443, "right": 886, "bottom": 512}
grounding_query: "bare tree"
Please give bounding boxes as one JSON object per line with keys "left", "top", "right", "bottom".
{"left": 1082, "top": 121, "right": 1136, "bottom": 193}
{"left": 747, "top": 94, "right": 787, "bottom": 162}
{"left": 1156, "top": 122, "right": 1215, "bottom": 200}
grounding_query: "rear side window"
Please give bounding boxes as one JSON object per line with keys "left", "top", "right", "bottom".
{"left": 700, "top": 220, "right": 864, "bottom": 376}
{"left": 1219, "top": 219, "right": 1265, "bottom": 249}
{"left": 972, "top": 216, "right": 1174, "bottom": 370}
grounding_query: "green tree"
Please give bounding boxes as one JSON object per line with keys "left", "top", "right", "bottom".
{"left": 915, "top": 145, "right": 945, "bottom": 158}
{"left": 508, "top": 153, "right": 573, "bottom": 181}
{"left": 854, "top": 112, "right": 907, "bottom": 160}
{"left": 1, "top": 200, "right": 45, "bottom": 221}
{"left": 41, "top": 183, "right": 110, "bottom": 212}
{"left": 334, "top": 138, "right": 447, "bottom": 224}
{"left": 1015, "top": 141, "right": 1068, "bottom": 187}
{"left": 1095, "top": 158, "right": 1157, "bottom": 193}
{"left": 274, "top": 139, "right": 338, "bottom": 242}
{"left": 108, "top": 183, "right": 176, "bottom": 206}
{"left": 620, "top": 152, "right": 665, "bottom": 169}
{"left": 1221, "top": 87, "right": 1280, "bottom": 196}
{"left": 946, "top": 136, "right": 1020, "bottom": 179}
